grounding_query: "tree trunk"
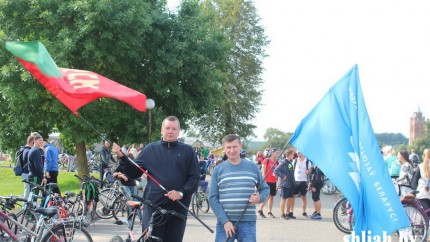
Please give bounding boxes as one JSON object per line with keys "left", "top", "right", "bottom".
{"left": 75, "top": 141, "right": 89, "bottom": 176}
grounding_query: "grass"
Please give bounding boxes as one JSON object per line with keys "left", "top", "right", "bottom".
{"left": 0, "top": 162, "right": 99, "bottom": 197}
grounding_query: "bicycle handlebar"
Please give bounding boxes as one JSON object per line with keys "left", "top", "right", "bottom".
{"left": 131, "top": 195, "right": 186, "bottom": 221}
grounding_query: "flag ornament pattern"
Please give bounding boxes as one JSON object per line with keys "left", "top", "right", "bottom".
{"left": 289, "top": 65, "right": 409, "bottom": 239}
{"left": 5, "top": 41, "right": 146, "bottom": 114}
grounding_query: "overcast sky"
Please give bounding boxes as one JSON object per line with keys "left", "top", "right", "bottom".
{"left": 251, "top": 0, "right": 430, "bottom": 140}
{"left": 169, "top": 1, "right": 430, "bottom": 141}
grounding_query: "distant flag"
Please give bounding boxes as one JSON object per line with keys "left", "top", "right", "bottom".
{"left": 290, "top": 65, "right": 409, "bottom": 239}
{"left": 4, "top": 41, "right": 147, "bottom": 115}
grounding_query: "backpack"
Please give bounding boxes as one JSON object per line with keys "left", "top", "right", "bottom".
{"left": 13, "top": 146, "right": 30, "bottom": 176}
{"left": 293, "top": 158, "right": 310, "bottom": 170}
{"left": 310, "top": 166, "right": 325, "bottom": 189}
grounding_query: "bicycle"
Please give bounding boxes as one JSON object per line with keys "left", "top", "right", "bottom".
{"left": 190, "top": 185, "right": 210, "bottom": 216}
{"left": 73, "top": 174, "right": 101, "bottom": 223}
{"left": 109, "top": 195, "right": 186, "bottom": 242}
{"left": 332, "top": 195, "right": 353, "bottom": 234}
{"left": 0, "top": 200, "right": 93, "bottom": 241}
{"left": 321, "top": 178, "right": 337, "bottom": 195}
{"left": 58, "top": 153, "right": 69, "bottom": 170}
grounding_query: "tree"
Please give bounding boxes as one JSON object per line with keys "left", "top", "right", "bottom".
{"left": 263, "top": 128, "right": 292, "bottom": 151}
{"left": 188, "top": 0, "right": 269, "bottom": 145}
{"left": 0, "top": 0, "right": 228, "bottom": 174}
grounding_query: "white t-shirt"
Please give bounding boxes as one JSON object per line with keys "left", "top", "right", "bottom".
{"left": 294, "top": 158, "right": 309, "bottom": 182}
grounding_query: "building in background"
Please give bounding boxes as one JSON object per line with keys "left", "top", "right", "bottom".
{"left": 409, "top": 108, "right": 428, "bottom": 145}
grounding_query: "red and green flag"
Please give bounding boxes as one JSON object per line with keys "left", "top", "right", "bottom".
{"left": 5, "top": 41, "right": 147, "bottom": 114}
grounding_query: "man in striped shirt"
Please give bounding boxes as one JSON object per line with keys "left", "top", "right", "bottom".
{"left": 209, "top": 134, "right": 270, "bottom": 242}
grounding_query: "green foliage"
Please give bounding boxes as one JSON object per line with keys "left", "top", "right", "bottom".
{"left": 188, "top": 0, "right": 269, "bottom": 145}
{"left": 0, "top": 0, "right": 232, "bottom": 163}
{"left": 263, "top": 128, "right": 292, "bottom": 151}
{"left": 375, "top": 133, "right": 408, "bottom": 147}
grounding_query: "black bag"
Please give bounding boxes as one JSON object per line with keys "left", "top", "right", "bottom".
{"left": 13, "top": 146, "right": 29, "bottom": 176}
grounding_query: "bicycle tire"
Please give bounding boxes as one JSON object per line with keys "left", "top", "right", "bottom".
{"left": 332, "top": 197, "right": 352, "bottom": 234}
{"left": 109, "top": 235, "right": 124, "bottom": 242}
{"left": 321, "top": 180, "right": 337, "bottom": 195}
{"left": 41, "top": 222, "right": 93, "bottom": 242}
{"left": 191, "top": 193, "right": 199, "bottom": 216}
{"left": 15, "top": 208, "right": 38, "bottom": 232}
{"left": 112, "top": 194, "right": 127, "bottom": 221}
{"left": 68, "top": 196, "right": 85, "bottom": 218}
{"left": 83, "top": 199, "right": 97, "bottom": 222}
{"left": 401, "top": 204, "right": 428, "bottom": 242}
{"left": 96, "top": 189, "right": 119, "bottom": 219}
{"left": 198, "top": 193, "right": 210, "bottom": 214}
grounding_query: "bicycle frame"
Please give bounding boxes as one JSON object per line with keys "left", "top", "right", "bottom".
{"left": 0, "top": 208, "right": 55, "bottom": 241}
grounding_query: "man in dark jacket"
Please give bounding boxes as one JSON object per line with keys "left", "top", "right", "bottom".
{"left": 21, "top": 135, "right": 35, "bottom": 200}
{"left": 309, "top": 165, "right": 325, "bottom": 219}
{"left": 112, "top": 116, "right": 199, "bottom": 242}
{"left": 274, "top": 148, "right": 296, "bottom": 220}
{"left": 28, "top": 135, "right": 45, "bottom": 185}
{"left": 100, "top": 140, "right": 115, "bottom": 188}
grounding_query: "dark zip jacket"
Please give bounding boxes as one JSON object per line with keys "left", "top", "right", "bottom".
{"left": 119, "top": 140, "right": 199, "bottom": 215}
{"left": 28, "top": 146, "right": 44, "bottom": 182}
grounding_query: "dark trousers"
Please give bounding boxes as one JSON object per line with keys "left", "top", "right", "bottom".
{"left": 46, "top": 171, "right": 61, "bottom": 194}
{"left": 142, "top": 204, "right": 187, "bottom": 242}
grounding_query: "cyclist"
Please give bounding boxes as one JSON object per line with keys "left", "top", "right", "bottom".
{"left": 198, "top": 155, "right": 209, "bottom": 193}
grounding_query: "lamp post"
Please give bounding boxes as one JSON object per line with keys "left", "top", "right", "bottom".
{"left": 146, "top": 99, "right": 155, "bottom": 143}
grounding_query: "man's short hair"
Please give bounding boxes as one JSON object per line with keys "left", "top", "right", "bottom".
{"left": 284, "top": 148, "right": 295, "bottom": 157}
{"left": 27, "top": 135, "right": 35, "bottom": 145}
{"left": 162, "top": 116, "right": 180, "bottom": 129}
{"left": 222, "top": 134, "right": 241, "bottom": 144}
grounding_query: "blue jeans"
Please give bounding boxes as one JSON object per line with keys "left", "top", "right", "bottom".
{"left": 215, "top": 221, "right": 256, "bottom": 242}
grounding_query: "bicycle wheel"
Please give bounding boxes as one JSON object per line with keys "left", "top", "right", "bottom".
{"left": 109, "top": 235, "right": 124, "bottom": 242}
{"left": 402, "top": 205, "right": 428, "bottom": 242}
{"left": 198, "top": 193, "right": 210, "bottom": 214}
{"left": 96, "top": 189, "right": 119, "bottom": 219}
{"left": 332, "top": 197, "right": 352, "bottom": 234}
{"left": 68, "top": 196, "right": 85, "bottom": 217}
{"left": 321, "top": 180, "right": 337, "bottom": 195}
{"left": 41, "top": 222, "right": 93, "bottom": 242}
{"left": 191, "top": 193, "right": 199, "bottom": 216}
{"left": 15, "top": 208, "right": 38, "bottom": 232}
{"left": 112, "top": 194, "right": 127, "bottom": 221}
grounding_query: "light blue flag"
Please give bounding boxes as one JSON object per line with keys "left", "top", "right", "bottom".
{"left": 290, "top": 65, "right": 409, "bottom": 240}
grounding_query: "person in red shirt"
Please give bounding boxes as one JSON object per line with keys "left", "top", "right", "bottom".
{"left": 257, "top": 148, "right": 279, "bottom": 218}
{"left": 256, "top": 151, "right": 265, "bottom": 170}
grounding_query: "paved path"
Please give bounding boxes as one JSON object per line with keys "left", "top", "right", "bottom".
{"left": 88, "top": 191, "right": 407, "bottom": 242}
{"left": 88, "top": 192, "right": 351, "bottom": 242}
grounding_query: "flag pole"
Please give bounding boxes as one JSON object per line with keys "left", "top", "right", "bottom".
{"left": 76, "top": 113, "right": 214, "bottom": 233}
{"left": 226, "top": 138, "right": 293, "bottom": 242}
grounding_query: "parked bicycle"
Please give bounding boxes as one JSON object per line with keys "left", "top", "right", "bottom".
{"left": 58, "top": 153, "right": 69, "bottom": 170}
{"left": 190, "top": 185, "right": 210, "bottom": 217}
{"left": 321, "top": 178, "right": 337, "bottom": 195}
{"left": 73, "top": 174, "right": 101, "bottom": 223}
{"left": 0, "top": 198, "right": 93, "bottom": 241}
{"left": 109, "top": 195, "right": 185, "bottom": 242}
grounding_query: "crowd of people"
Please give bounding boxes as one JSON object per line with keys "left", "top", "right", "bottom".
{"left": 16, "top": 122, "right": 430, "bottom": 242}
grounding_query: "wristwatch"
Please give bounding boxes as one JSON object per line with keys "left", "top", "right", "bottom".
{"left": 178, "top": 192, "right": 183, "bottom": 197}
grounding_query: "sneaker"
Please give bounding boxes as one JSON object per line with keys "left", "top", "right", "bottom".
{"left": 303, "top": 212, "right": 308, "bottom": 218}
{"left": 311, "top": 213, "right": 322, "bottom": 220}
{"left": 258, "top": 210, "right": 266, "bottom": 218}
{"left": 287, "top": 213, "right": 296, "bottom": 219}
{"left": 281, "top": 214, "right": 289, "bottom": 220}
{"left": 113, "top": 220, "right": 124, "bottom": 225}
{"left": 267, "top": 212, "right": 276, "bottom": 218}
